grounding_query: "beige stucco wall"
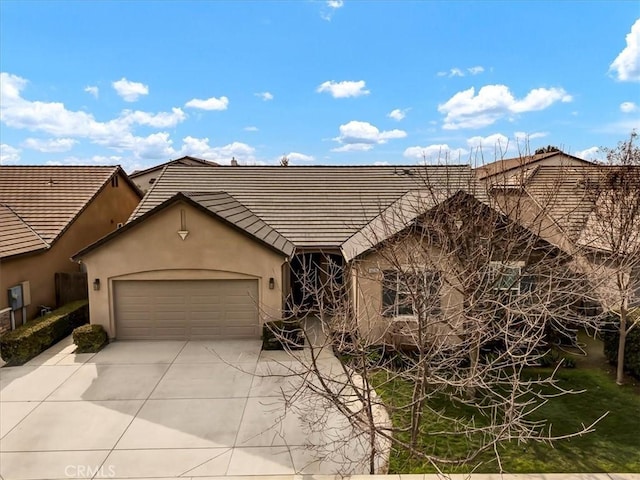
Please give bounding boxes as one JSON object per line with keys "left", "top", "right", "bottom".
{"left": 349, "top": 236, "right": 464, "bottom": 345}
{"left": 78, "top": 200, "right": 287, "bottom": 338}
{"left": 0, "top": 172, "right": 141, "bottom": 323}
{"left": 130, "top": 170, "right": 160, "bottom": 193}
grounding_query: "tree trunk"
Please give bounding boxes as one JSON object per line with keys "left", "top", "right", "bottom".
{"left": 616, "top": 310, "right": 627, "bottom": 385}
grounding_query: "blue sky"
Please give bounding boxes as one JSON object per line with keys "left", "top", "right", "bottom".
{"left": 1, "top": 1, "right": 639, "bottom": 171}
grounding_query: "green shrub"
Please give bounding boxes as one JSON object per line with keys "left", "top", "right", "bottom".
{"left": 72, "top": 324, "right": 108, "bottom": 353}
{"left": 0, "top": 300, "right": 88, "bottom": 365}
{"left": 262, "top": 319, "right": 304, "bottom": 350}
{"left": 603, "top": 312, "right": 640, "bottom": 379}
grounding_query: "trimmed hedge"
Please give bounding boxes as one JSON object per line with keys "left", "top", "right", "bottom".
{"left": 603, "top": 310, "right": 640, "bottom": 379}
{"left": 262, "top": 319, "right": 305, "bottom": 350}
{"left": 0, "top": 300, "right": 88, "bottom": 366}
{"left": 73, "top": 324, "right": 108, "bottom": 353}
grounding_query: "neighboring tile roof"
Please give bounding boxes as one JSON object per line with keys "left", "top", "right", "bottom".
{"left": 475, "top": 152, "right": 592, "bottom": 180}
{"left": 520, "top": 166, "right": 600, "bottom": 242}
{"left": 132, "top": 165, "right": 475, "bottom": 249}
{"left": 0, "top": 166, "right": 133, "bottom": 259}
{"left": 0, "top": 205, "right": 48, "bottom": 258}
{"left": 183, "top": 192, "right": 295, "bottom": 256}
{"left": 129, "top": 156, "right": 218, "bottom": 178}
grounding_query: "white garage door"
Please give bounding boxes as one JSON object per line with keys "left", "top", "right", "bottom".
{"left": 114, "top": 279, "right": 259, "bottom": 340}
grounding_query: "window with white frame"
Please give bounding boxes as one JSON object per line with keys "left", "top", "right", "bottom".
{"left": 382, "top": 270, "right": 442, "bottom": 318}
{"left": 488, "top": 261, "right": 525, "bottom": 294}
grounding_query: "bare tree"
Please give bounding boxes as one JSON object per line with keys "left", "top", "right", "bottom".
{"left": 262, "top": 160, "right": 606, "bottom": 475}
{"left": 581, "top": 133, "right": 640, "bottom": 385}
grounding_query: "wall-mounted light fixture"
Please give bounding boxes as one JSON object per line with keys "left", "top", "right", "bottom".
{"left": 93, "top": 278, "right": 101, "bottom": 291}
{"left": 268, "top": 277, "right": 275, "bottom": 290}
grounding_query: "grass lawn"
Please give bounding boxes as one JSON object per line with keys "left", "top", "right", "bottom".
{"left": 373, "top": 364, "right": 640, "bottom": 474}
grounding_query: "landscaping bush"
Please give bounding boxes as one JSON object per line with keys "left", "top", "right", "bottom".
{"left": 603, "top": 311, "right": 640, "bottom": 379}
{"left": 72, "top": 324, "right": 108, "bottom": 353}
{"left": 0, "top": 300, "right": 88, "bottom": 365}
{"left": 262, "top": 319, "right": 304, "bottom": 350}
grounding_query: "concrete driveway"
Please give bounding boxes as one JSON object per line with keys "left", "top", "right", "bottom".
{"left": 0, "top": 336, "right": 379, "bottom": 479}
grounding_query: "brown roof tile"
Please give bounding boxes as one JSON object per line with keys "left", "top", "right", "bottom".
{"left": 129, "top": 156, "right": 219, "bottom": 178}
{"left": 0, "top": 165, "right": 130, "bottom": 258}
{"left": 475, "top": 152, "right": 592, "bottom": 180}
{"left": 0, "top": 204, "right": 49, "bottom": 258}
{"left": 132, "top": 165, "right": 475, "bottom": 249}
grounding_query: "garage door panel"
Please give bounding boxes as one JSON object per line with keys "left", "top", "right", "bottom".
{"left": 114, "top": 279, "right": 259, "bottom": 340}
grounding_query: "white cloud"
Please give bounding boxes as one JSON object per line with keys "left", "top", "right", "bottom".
{"left": 51, "top": 154, "right": 124, "bottom": 167}
{"left": 105, "top": 131, "right": 175, "bottom": 159}
{"left": 609, "top": 19, "right": 640, "bottom": 82}
{"left": 255, "top": 91, "right": 274, "bottom": 101}
{"left": 285, "top": 152, "right": 315, "bottom": 163}
{"left": 119, "top": 108, "right": 186, "bottom": 128}
{"left": 185, "top": 96, "right": 229, "bottom": 111}
{"left": 321, "top": 0, "right": 344, "bottom": 20}
{"left": 0, "top": 143, "right": 21, "bottom": 163}
{"left": 403, "top": 144, "right": 468, "bottom": 162}
{"left": 467, "top": 133, "right": 510, "bottom": 152}
{"left": 84, "top": 85, "right": 99, "bottom": 98}
{"left": 575, "top": 146, "right": 601, "bottom": 161}
{"left": 0, "top": 72, "right": 190, "bottom": 161}
{"left": 317, "top": 80, "right": 370, "bottom": 98}
{"left": 112, "top": 78, "right": 149, "bottom": 102}
{"left": 620, "top": 101, "right": 638, "bottom": 113}
{"left": 437, "top": 66, "right": 485, "bottom": 78}
{"left": 1, "top": 73, "right": 27, "bottom": 101}
{"left": 332, "top": 120, "right": 406, "bottom": 152}
{"left": 23, "top": 137, "right": 77, "bottom": 152}
{"left": 178, "top": 136, "right": 256, "bottom": 164}
{"left": 0, "top": 72, "right": 258, "bottom": 165}
{"left": 438, "top": 84, "right": 572, "bottom": 130}
{"left": 514, "top": 131, "right": 548, "bottom": 142}
{"left": 244, "top": 126, "right": 259, "bottom": 132}
{"left": 388, "top": 108, "right": 409, "bottom": 121}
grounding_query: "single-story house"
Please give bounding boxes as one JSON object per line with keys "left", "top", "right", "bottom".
{"left": 0, "top": 166, "right": 142, "bottom": 332}
{"left": 129, "top": 155, "right": 218, "bottom": 192}
{"left": 485, "top": 164, "right": 640, "bottom": 311}
{"left": 74, "top": 164, "right": 578, "bottom": 343}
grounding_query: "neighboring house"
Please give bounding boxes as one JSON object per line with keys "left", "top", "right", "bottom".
{"left": 129, "top": 156, "right": 219, "bottom": 192}
{"left": 0, "top": 166, "right": 142, "bottom": 332}
{"left": 485, "top": 164, "right": 640, "bottom": 311}
{"left": 475, "top": 151, "right": 593, "bottom": 184}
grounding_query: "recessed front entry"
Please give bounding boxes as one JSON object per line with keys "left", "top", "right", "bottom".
{"left": 113, "top": 279, "right": 259, "bottom": 340}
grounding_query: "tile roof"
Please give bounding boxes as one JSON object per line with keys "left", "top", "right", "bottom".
{"left": 132, "top": 165, "right": 475, "bottom": 249}
{"left": 0, "top": 205, "right": 48, "bottom": 258}
{"left": 129, "top": 156, "right": 218, "bottom": 178}
{"left": 520, "top": 165, "right": 600, "bottom": 242}
{"left": 475, "top": 152, "right": 592, "bottom": 180}
{"left": 183, "top": 192, "right": 295, "bottom": 256}
{"left": 0, "top": 166, "right": 130, "bottom": 258}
